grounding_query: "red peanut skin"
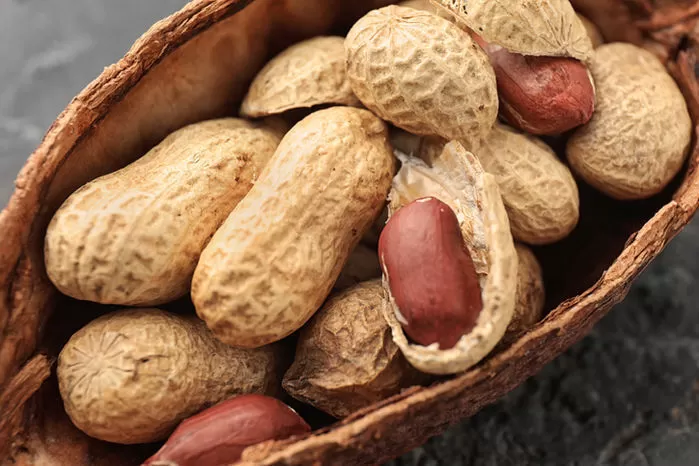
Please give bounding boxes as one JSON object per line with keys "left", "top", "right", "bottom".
{"left": 473, "top": 34, "right": 595, "bottom": 135}
{"left": 378, "top": 197, "right": 483, "bottom": 350}
{"left": 142, "top": 394, "right": 310, "bottom": 466}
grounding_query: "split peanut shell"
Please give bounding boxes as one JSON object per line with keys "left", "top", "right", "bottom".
{"left": 240, "top": 36, "right": 360, "bottom": 117}
{"left": 433, "top": 0, "right": 593, "bottom": 61}
{"left": 567, "top": 43, "right": 692, "bottom": 200}
{"left": 283, "top": 280, "right": 425, "bottom": 418}
{"left": 383, "top": 141, "right": 517, "bottom": 375}
{"left": 345, "top": 5, "right": 498, "bottom": 150}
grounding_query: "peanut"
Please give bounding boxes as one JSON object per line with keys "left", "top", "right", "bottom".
{"left": 433, "top": 0, "right": 593, "bottom": 61}
{"left": 345, "top": 5, "right": 498, "bottom": 150}
{"left": 143, "top": 394, "right": 310, "bottom": 466}
{"left": 383, "top": 141, "right": 517, "bottom": 374}
{"left": 477, "top": 124, "right": 580, "bottom": 245}
{"left": 57, "top": 309, "right": 282, "bottom": 444}
{"left": 192, "top": 107, "right": 395, "bottom": 348}
{"left": 567, "top": 43, "right": 692, "bottom": 200}
{"left": 379, "top": 198, "right": 483, "bottom": 349}
{"left": 283, "top": 280, "right": 426, "bottom": 418}
{"left": 476, "top": 35, "right": 596, "bottom": 135}
{"left": 240, "top": 36, "right": 361, "bottom": 118}
{"left": 397, "top": 0, "right": 451, "bottom": 19}
{"left": 504, "top": 244, "right": 545, "bottom": 343}
{"left": 44, "top": 119, "right": 280, "bottom": 306}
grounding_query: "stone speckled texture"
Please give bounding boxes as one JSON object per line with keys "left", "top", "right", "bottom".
{"left": 1, "top": 1, "right": 698, "bottom": 465}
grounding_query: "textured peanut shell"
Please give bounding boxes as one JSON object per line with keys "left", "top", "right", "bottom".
{"left": 478, "top": 124, "right": 580, "bottom": 245}
{"left": 283, "top": 280, "right": 425, "bottom": 418}
{"left": 383, "top": 142, "right": 517, "bottom": 375}
{"left": 577, "top": 13, "right": 604, "bottom": 48}
{"left": 57, "top": 309, "right": 281, "bottom": 445}
{"left": 333, "top": 243, "right": 382, "bottom": 291}
{"left": 345, "top": 6, "right": 498, "bottom": 150}
{"left": 433, "top": 0, "right": 593, "bottom": 61}
{"left": 504, "top": 244, "right": 545, "bottom": 342}
{"left": 240, "top": 36, "right": 361, "bottom": 117}
{"left": 44, "top": 119, "right": 279, "bottom": 306}
{"left": 567, "top": 43, "right": 692, "bottom": 200}
{"left": 192, "top": 107, "right": 396, "bottom": 348}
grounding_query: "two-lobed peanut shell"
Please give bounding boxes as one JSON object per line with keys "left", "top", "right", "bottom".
{"left": 57, "top": 309, "right": 282, "bottom": 445}
{"left": 44, "top": 119, "right": 280, "bottom": 306}
{"left": 192, "top": 107, "right": 396, "bottom": 348}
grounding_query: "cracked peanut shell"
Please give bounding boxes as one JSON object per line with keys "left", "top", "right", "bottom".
{"left": 383, "top": 141, "right": 517, "bottom": 375}
{"left": 283, "top": 280, "right": 426, "bottom": 418}
{"left": 433, "top": 0, "right": 593, "bottom": 61}
{"left": 567, "top": 43, "right": 692, "bottom": 200}
{"left": 345, "top": 5, "right": 498, "bottom": 150}
{"left": 57, "top": 309, "right": 282, "bottom": 445}
{"left": 192, "top": 107, "right": 396, "bottom": 348}
{"left": 44, "top": 119, "right": 280, "bottom": 306}
{"left": 240, "top": 36, "right": 361, "bottom": 117}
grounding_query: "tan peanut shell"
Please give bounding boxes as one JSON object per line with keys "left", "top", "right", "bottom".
{"left": 505, "top": 243, "right": 545, "bottom": 342}
{"left": 433, "top": 0, "right": 593, "bottom": 61}
{"left": 477, "top": 124, "right": 580, "bottom": 245}
{"left": 345, "top": 5, "right": 498, "bottom": 150}
{"left": 333, "top": 243, "right": 382, "bottom": 291}
{"left": 383, "top": 141, "right": 517, "bottom": 375}
{"left": 283, "top": 280, "right": 425, "bottom": 418}
{"left": 240, "top": 36, "right": 361, "bottom": 117}
{"left": 398, "top": 0, "right": 451, "bottom": 19}
{"left": 57, "top": 309, "right": 281, "bottom": 445}
{"left": 567, "top": 43, "right": 692, "bottom": 200}
{"left": 577, "top": 13, "right": 604, "bottom": 49}
{"left": 44, "top": 119, "right": 279, "bottom": 306}
{"left": 192, "top": 107, "right": 396, "bottom": 348}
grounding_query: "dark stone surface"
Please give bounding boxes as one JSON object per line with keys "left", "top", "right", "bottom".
{"left": 1, "top": 1, "right": 697, "bottom": 465}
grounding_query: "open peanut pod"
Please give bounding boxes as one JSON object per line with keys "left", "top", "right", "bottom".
{"left": 1, "top": 0, "right": 699, "bottom": 465}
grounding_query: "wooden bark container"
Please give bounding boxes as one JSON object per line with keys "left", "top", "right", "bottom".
{"left": 1, "top": 0, "right": 699, "bottom": 464}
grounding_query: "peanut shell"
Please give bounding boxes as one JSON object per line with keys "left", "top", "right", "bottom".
{"left": 504, "top": 243, "right": 545, "bottom": 342}
{"left": 345, "top": 5, "right": 498, "bottom": 150}
{"left": 283, "top": 280, "right": 425, "bottom": 418}
{"left": 433, "top": 0, "right": 593, "bottom": 61}
{"left": 44, "top": 119, "right": 279, "bottom": 306}
{"left": 240, "top": 36, "right": 361, "bottom": 117}
{"left": 192, "top": 107, "right": 396, "bottom": 348}
{"left": 567, "top": 43, "right": 692, "bottom": 200}
{"left": 57, "top": 309, "right": 281, "bottom": 444}
{"left": 383, "top": 141, "right": 517, "bottom": 374}
{"left": 477, "top": 124, "right": 580, "bottom": 245}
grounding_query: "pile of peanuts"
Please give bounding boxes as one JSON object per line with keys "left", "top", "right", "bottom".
{"left": 45, "top": 1, "right": 692, "bottom": 464}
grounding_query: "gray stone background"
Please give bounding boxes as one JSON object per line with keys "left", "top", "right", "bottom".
{"left": 1, "top": 1, "right": 698, "bottom": 465}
